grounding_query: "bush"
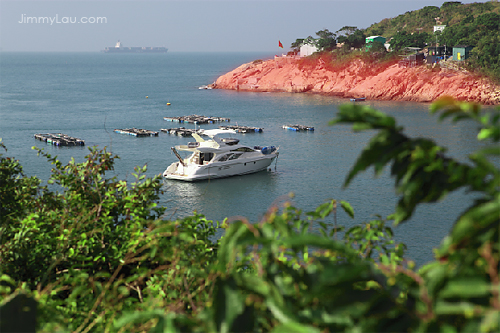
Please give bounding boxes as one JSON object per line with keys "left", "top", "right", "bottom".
{"left": 1, "top": 98, "right": 499, "bottom": 332}
{"left": 201, "top": 98, "right": 500, "bottom": 332}
{"left": 0, "top": 144, "right": 221, "bottom": 331}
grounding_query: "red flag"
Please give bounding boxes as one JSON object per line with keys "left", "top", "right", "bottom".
{"left": 278, "top": 40, "right": 283, "bottom": 48}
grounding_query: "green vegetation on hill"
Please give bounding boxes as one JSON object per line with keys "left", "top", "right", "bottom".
{"left": 293, "top": 2, "right": 500, "bottom": 81}
{"left": 363, "top": 1, "right": 500, "bottom": 80}
{"left": 1, "top": 99, "right": 499, "bottom": 332}
{"left": 364, "top": 1, "right": 499, "bottom": 40}
{"left": 291, "top": 27, "right": 395, "bottom": 70}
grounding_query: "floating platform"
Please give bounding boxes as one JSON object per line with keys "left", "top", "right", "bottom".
{"left": 282, "top": 125, "right": 315, "bottom": 132}
{"left": 161, "top": 127, "right": 201, "bottom": 137}
{"left": 218, "top": 125, "right": 263, "bottom": 133}
{"left": 34, "top": 133, "right": 85, "bottom": 146}
{"left": 163, "top": 115, "right": 230, "bottom": 124}
{"left": 350, "top": 97, "right": 366, "bottom": 102}
{"left": 114, "top": 128, "right": 159, "bottom": 137}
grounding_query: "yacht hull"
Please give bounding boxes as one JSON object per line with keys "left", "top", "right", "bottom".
{"left": 163, "top": 155, "right": 277, "bottom": 181}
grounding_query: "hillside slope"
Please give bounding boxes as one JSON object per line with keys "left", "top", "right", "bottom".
{"left": 213, "top": 57, "right": 500, "bottom": 105}
{"left": 364, "top": 1, "right": 499, "bottom": 38}
{"left": 362, "top": 1, "right": 500, "bottom": 80}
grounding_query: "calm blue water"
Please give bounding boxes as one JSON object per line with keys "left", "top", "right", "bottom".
{"left": 0, "top": 52, "right": 488, "bottom": 266}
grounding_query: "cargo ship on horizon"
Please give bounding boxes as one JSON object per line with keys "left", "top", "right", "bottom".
{"left": 102, "top": 40, "right": 168, "bottom": 53}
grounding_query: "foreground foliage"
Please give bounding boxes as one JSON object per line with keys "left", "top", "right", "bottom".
{"left": 0, "top": 145, "right": 219, "bottom": 332}
{"left": 0, "top": 98, "right": 499, "bottom": 332}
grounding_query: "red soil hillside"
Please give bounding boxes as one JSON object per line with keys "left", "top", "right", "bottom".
{"left": 213, "top": 57, "right": 500, "bottom": 105}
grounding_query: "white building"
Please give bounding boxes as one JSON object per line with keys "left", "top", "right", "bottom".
{"left": 434, "top": 25, "right": 446, "bottom": 33}
{"left": 300, "top": 44, "right": 318, "bottom": 57}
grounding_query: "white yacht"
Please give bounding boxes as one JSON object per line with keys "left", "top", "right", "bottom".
{"left": 163, "top": 129, "right": 279, "bottom": 181}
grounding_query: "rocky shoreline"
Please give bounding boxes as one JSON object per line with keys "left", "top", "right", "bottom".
{"left": 213, "top": 57, "right": 500, "bottom": 105}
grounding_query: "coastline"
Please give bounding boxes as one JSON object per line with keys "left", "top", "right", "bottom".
{"left": 213, "top": 56, "right": 500, "bottom": 105}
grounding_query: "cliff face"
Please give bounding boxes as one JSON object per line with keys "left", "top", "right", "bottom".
{"left": 214, "top": 57, "right": 500, "bottom": 105}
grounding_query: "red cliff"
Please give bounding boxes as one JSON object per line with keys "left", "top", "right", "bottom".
{"left": 214, "top": 57, "right": 500, "bottom": 105}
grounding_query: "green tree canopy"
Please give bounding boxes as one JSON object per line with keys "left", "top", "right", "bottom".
{"left": 315, "top": 29, "right": 337, "bottom": 51}
{"left": 388, "top": 31, "right": 430, "bottom": 50}
{"left": 336, "top": 27, "right": 366, "bottom": 49}
{"left": 290, "top": 38, "right": 304, "bottom": 53}
{"left": 336, "top": 25, "right": 358, "bottom": 37}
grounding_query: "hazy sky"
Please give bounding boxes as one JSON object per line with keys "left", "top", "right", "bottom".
{"left": 0, "top": 0, "right": 492, "bottom": 53}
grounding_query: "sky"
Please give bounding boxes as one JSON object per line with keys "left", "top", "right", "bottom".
{"left": 0, "top": 0, "right": 493, "bottom": 53}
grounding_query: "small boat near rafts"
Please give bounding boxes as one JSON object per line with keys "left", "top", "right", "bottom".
{"left": 350, "top": 97, "right": 366, "bottom": 102}
{"left": 163, "top": 129, "right": 279, "bottom": 181}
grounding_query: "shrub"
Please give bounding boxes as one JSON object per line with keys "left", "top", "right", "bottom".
{"left": 1, "top": 98, "right": 499, "bottom": 332}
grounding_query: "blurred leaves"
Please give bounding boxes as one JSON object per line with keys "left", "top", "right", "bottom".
{"left": 1, "top": 98, "right": 499, "bottom": 332}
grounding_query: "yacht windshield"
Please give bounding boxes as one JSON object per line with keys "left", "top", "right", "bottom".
{"left": 232, "top": 147, "right": 255, "bottom": 152}
{"left": 217, "top": 154, "right": 231, "bottom": 162}
{"left": 228, "top": 153, "right": 242, "bottom": 160}
{"left": 200, "top": 152, "right": 213, "bottom": 164}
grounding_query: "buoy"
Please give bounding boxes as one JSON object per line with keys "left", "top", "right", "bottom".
{"left": 146, "top": 96, "right": 149, "bottom": 98}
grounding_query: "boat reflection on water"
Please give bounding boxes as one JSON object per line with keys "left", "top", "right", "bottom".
{"left": 161, "top": 168, "right": 281, "bottom": 225}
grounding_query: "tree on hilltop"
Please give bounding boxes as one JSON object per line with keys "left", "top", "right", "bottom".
{"left": 315, "top": 29, "right": 337, "bottom": 51}
{"left": 336, "top": 27, "right": 366, "bottom": 50}
{"left": 418, "top": 5, "right": 440, "bottom": 18}
{"left": 441, "top": 1, "right": 462, "bottom": 9}
{"left": 389, "top": 31, "right": 430, "bottom": 50}
{"left": 474, "top": 12, "right": 500, "bottom": 30}
{"left": 290, "top": 38, "right": 305, "bottom": 53}
{"left": 336, "top": 26, "right": 358, "bottom": 37}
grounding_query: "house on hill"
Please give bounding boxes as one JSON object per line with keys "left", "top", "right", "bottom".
{"left": 453, "top": 45, "right": 474, "bottom": 61}
{"left": 433, "top": 25, "right": 446, "bottom": 33}
{"left": 299, "top": 37, "right": 319, "bottom": 57}
{"left": 300, "top": 44, "right": 318, "bottom": 57}
{"left": 299, "top": 36, "right": 319, "bottom": 57}
{"left": 399, "top": 53, "right": 425, "bottom": 68}
{"left": 427, "top": 46, "right": 452, "bottom": 57}
{"left": 365, "top": 36, "right": 386, "bottom": 49}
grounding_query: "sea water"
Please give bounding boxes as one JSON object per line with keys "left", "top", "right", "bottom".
{"left": 0, "top": 52, "right": 488, "bottom": 266}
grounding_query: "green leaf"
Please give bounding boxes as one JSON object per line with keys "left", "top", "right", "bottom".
{"left": 448, "top": 197, "right": 500, "bottom": 246}
{"left": 270, "top": 322, "right": 320, "bottom": 333}
{"left": 114, "top": 310, "right": 177, "bottom": 333}
{"left": 340, "top": 201, "right": 354, "bottom": 218}
{"left": 439, "top": 277, "right": 491, "bottom": 298}
{"left": 434, "top": 300, "right": 480, "bottom": 315}
{"left": 213, "top": 277, "right": 247, "bottom": 333}
{"left": 481, "top": 310, "right": 500, "bottom": 333}
{"left": 0, "top": 275, "right": 16, "bottom": 286}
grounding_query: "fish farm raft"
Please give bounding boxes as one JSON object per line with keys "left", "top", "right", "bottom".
{"left": 34, "top": 133, "right": 85, "bottom": 146}
{"left": 282, "top": 125, "right": 315, "bottom": 131}
{"left": 219, "top": 125, "right": 264, "bottom": 133}
{"left": 163, "top": 115, "right": 230, "bottom": 124}
{"left": 161, "top": 128, "right": 201, "bottom": 137}
{"left": 114, "top": 128, "right": 159, "bottom": 137}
